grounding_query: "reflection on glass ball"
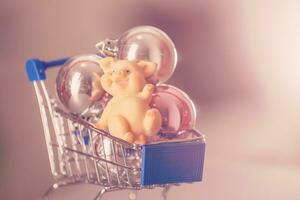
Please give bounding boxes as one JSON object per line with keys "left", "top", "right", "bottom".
{"left": 117, "top": 26, "right": 177, "bottom": 83}
{"left": 56, "top": 54, "right": 105, "bottom": 117}
{"left": 151, "top": 84, "right": 197, "bottom": 135}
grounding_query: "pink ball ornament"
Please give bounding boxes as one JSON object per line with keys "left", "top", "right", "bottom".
{"left": 150, "top": 84, "right": 197, "bottom": 135}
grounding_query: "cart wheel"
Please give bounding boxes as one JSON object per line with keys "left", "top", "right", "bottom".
{"left": 94, "top": 188, "right": 106, "bottom": 200}
{"left": 42, "top": 182, "right": 77, "bottom": 200}
{"left": 41, "top": 185, "right": 54, "bottom": 199}
{"left": 160, "top": 185, "right": 171, "bottom": 200}
{"left": 129, "top": 190, "right": 138, "bottom": 200}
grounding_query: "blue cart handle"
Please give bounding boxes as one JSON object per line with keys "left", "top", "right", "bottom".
{"left": 26, "top": 57, "right": 69, "bottom": 81}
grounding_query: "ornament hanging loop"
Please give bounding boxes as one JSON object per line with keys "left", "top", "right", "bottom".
{"left": 95, "top": 38, "right": 118, "bottom": 57}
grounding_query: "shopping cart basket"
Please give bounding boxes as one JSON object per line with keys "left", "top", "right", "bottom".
{"left": 25, "top": 57, "right": 206, "bottom": 200}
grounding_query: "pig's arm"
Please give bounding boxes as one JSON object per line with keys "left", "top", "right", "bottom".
{"left": 138, "top": 84, "right": 154, "bottom": 103}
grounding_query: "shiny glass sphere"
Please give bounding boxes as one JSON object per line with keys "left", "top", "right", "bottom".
{"left": 117, "top": 26, "right": 177, "bottom": 83}
{"left": 56, "top": 54, "right": 105, "bottom": 116}
{"left": 150, "top": 84, "right": 196, "bottom": 135}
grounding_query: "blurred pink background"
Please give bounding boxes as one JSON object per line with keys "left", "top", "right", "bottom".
{"left": 1, "top": 0, "right": 300, "bottom": 199}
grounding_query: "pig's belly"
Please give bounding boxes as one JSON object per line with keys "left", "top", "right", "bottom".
{"left": 111, "top": 97, "right": 149, "bottom": 134}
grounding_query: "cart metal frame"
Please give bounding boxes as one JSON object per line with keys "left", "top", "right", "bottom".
{"left": 26, "top": 58, "right": 205, "bottom": 200}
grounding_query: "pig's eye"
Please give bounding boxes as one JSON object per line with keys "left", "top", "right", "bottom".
{"left": 126, "top": 69, "right": 130, "bottom": 73}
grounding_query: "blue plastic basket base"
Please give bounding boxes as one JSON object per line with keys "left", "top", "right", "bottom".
{"left": 141, "top": 141, "right": 205, "bottom": 186}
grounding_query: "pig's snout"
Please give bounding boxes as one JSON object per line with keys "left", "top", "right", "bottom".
{"left": 112, "top": 69, "right": 127, "bottom": 82}
{"left": 116, "top": 69, "right": 125, "bottom": 77}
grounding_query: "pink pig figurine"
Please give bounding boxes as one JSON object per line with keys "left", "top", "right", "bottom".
{"left": 95, "top": 57, "right": 162, "bottom": 144}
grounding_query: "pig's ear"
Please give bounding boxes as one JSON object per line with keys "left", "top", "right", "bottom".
{"left": 137, "top": 60, "right": 157, "bottom": 77}
{"left": 97, "top": 57, "right": 114, "bottom": 72}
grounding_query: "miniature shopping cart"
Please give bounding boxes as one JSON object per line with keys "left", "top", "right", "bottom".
{"left": 25, "top": 57, "right": 206, "bottom": 200}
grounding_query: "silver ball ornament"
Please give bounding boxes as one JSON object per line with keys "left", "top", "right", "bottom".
{"left": 117, "top": 26, "right": 178, "bottom": 83}
{"left": 56, "top": 54, "right": 105, "bottom": 117}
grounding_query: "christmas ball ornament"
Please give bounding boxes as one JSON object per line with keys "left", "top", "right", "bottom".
{"left": 117, "top": 26, "right": 178, "bottom": 83}
{"left": 150, "top": 84, "right": 196, "bottom": 135}
{"left": 56, "top": 54, "right": 105, "bottom": 117}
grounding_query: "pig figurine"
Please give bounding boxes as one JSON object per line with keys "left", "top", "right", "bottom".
{"left": 95, "top": 57, "right": 162, "bottom": 144}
